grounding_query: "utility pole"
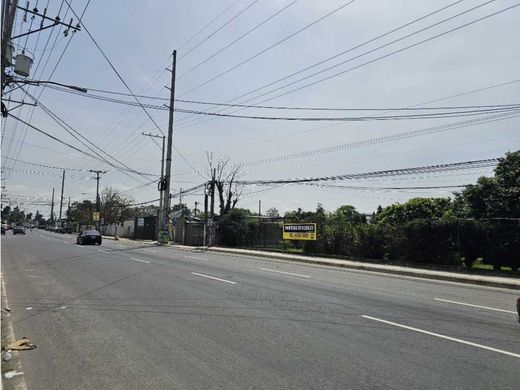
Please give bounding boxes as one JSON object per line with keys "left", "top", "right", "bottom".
{"left": 142, "top": 132, "right": 165, "bottom": 240}
{"left": 210, "top": 168, "right": 216, "bottom": 220}
{"left": 258, "top": 200, "right": 261, "bottom": 217}
{"left": 89, "top": 170, "right": 106, "bottom": 229}
{"left": 58, "top": 170, "right": 65, "bottom": 228}
{"left": 50, "top": 187, "right": 55, "bottom": 226}
{"left": 1, "top": 0, "right": 18, "bottom": 93}
{"left": 179, "top": 188, "right": 183, "bottom": 207}
{"left": 67, "top": 197, "right": 70, "bottom": 225}
{"left": 162, "top": 50, "right": 177, "bottom": 243}
{"left": 203, "top": 184, "right": 208, "bottom": 247}
{"left": 194, "top": 201, "right": 198, "bottom": 218}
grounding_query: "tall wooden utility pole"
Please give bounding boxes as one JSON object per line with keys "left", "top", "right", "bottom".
{"left": 1, "top": 0, "right": 18, "bottom": 93}
{"left": 162, "top": 50, "right": 177, "bottom": 242}
{"left": 89, "top": 170, "right": 106, "bottom": 229}
{"left": 58, "top": 170, "right": 65, "bottom": 228}
{"left": 50, "top": 187, "right": 55, "bottom": 226}
{"left": 142, "top": 132, "right": 165, "bottom": 240}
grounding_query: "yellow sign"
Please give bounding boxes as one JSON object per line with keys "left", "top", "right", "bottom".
{"left": 282, "top": 223, "right": 317, "bottom": 241}
{"left": 92, "top": 211, "right": 100, "bottom": 222}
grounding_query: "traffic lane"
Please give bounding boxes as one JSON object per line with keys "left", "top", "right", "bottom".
{"left": 1, "top": 233, "right": 162, "bottom": 326}
{"left": 4, "top": 236, "right": 520, "bottom": 389}
{"left": 73, "top": 238, "right": 520, "bottom": 336}
{"left": 2, "top": 235, "right": 381, "bottom": 389}
{"left": 97, "top": 242, "right": 520, "bottom": 334}
{"left": 2, "top": 235, "right": 263, "bottom": 389}
{"left": 87, "top": 246, "right": 520, "bottom": 389}
{"left": 80, "top": 243, "right": 520, "bottom": 360}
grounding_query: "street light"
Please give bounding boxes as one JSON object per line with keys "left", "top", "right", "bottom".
{"left": 8, "top": 77, "right": 88, "bottom": 93}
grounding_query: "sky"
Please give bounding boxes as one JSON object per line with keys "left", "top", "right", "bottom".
{"left": 1, "top": 0, "right": 519, "bottom": 219}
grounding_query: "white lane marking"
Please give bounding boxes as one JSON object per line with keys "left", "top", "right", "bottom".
{"left": 259, "top": 268, "right": 310, "bottom": 278}
{"left": 25, "top": 307, "right": 33, "bottom": 311}
{"left": 191, "top": 272, "right": 236, "bottom": 285}
{"left": 97, "top": 250, "right": 109, "bottom": 254}
{"left": 63, "top": 241, "right": 70, "bottom": 244}
{"left": 362, "top": 315, "right": 520, "bottom": 359}
{"left": 129, "top": 257, "right": 150, "bottom": 264}
{"left": 184, "top": 255, "right": 208, "bottom": 261}
{"left": 434, "top": 298, "right": 516, "bottom": 314}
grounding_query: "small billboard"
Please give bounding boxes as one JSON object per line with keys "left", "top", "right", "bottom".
{"left": 282, "top": 223, "right": 317, "bottom": 241}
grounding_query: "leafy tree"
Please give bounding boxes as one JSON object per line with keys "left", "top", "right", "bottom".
{"left": 2, "top": 205, "right": 11, "bottom": 222}
{"left": 34, "top": 210, "right": 44, "bottom": 225}
{"left": 374, "top": 197, "right": 452, "bottom": 225}
{"left": 134, "top": 205, "right": 159, "bottom": 217}
{"left": 68, "top": 200, "right": 94, "bottom": 225}
{"left": 218, "top": 208, "right": 256, "bottom": 246}
{"left": 100, "top": 187, "right": 134, "bottom": 224}
{"left": 7, "top": 206, "right": 24, "bottom": 224}
{"left": 454, "top": 150, "right": 520, "bottom": 218}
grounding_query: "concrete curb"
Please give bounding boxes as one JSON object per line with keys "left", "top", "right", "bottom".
{"left": 178, "top": 246, "right": 520, "bottom": 290}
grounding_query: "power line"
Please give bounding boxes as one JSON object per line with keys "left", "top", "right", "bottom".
{"left": 8, "top": 110, "right": 156, "bottom": 180}
{"left": 178, "top": 0, "right": 260, "bottom": 60}
{"left": 170, "top": 106, "right": 520, "bottom": 122}
{"left": 236, "top": 158, "right": 500, "bottom": 185}
{"left": 241, "top": 2, "right": 520, "bottom": 112}
{"left": 59, "top": 1, "right": 200, "bottom": 176}
{"left": 187, "top": 0, "right": 467, "bottom": 116}
{"left": 40, "top": 84, "right": 520, "bottom": 120}
{"left": 178, "top": 0, "right": 357, "bottom": 97}
{"left": 4, "top": 0, "right": 88, "bottom": 178}
{"left": 178, "top": 0, "right": 242, "bottom": 51}
{"left": 21, "top": 87, "right": 157, "bottom": 181}
{"left": 45, "top": 83, "right": 520, "bottom": 112}
{"left": 237, "top": 110, "right": 520, "bottom": 168}
{"left": 1, "top": 156, "right": 95, "bottom": 172}
{"left": 174, "top": 0, "right": 513, "bottom": 130}
{"left": 178, "top": 0, "right": 300, "bottom": 79}
{"left": 62, "top": 0, "right": 165, "bottom": 137}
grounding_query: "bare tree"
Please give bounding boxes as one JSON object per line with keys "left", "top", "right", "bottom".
{"left": 206, "top": 152, "right": 243, "bottom": 216}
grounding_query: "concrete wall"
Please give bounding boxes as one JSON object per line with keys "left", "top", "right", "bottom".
{"left": 100, "top": 220, "right": 134, "bottom": 238}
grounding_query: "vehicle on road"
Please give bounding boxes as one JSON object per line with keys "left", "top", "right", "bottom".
{"left": 13, "top": 225, "right": 26, "bottom": 235}
{"left": 76, "top": 230, "right": 102, "bottom": 245}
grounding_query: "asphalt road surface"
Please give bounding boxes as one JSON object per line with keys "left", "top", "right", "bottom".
{"left": 2, "top": 229, "right": 519, "bottom": 389}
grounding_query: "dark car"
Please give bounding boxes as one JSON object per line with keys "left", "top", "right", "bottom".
{"left": 76, "top": 230, "right": 102, "bottom": 245}
{"left": 13, "top": 225, "right": 26, "bottom": 235}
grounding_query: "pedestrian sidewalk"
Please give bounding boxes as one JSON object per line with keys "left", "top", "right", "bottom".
{"left": 169, "top": 244, "right": 520, "bottom": 289}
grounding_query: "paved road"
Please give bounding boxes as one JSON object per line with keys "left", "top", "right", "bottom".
{"left": 2, "top": 230, "right": 519, "bottom": 390}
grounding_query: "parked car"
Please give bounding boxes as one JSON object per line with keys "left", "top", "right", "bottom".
{"left": 13, "top": 225, "right": 26, "bottom": 235}
{"left": 76, "top": 230, "right": 102, "bottom": 245}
